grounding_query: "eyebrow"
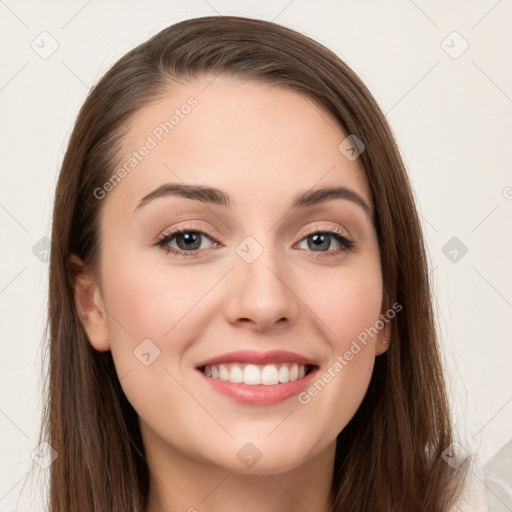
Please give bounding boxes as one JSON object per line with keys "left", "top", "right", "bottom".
{"left": 135, "top": 183, "right": 372, "bottom": 216}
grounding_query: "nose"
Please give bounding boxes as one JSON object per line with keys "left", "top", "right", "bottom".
{"left": 223, "top": 241, "right": 301, "bottom": 332}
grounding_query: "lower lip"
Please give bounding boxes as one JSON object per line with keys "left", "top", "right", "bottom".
{"left": 197, "top": 367, "right": 319, "bottom": 405}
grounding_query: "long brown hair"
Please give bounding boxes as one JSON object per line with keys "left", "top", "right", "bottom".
{"left": 36, "top": 15, "right": 466, "bottom": 511}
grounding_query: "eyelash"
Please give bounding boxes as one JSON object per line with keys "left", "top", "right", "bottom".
{"left": 155, "top": 222, "right": 355, "bottom": 259}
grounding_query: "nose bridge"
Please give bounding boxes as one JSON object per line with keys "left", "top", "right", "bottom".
{"left": 224, "top": 232, "right": 300, "bottom": 330}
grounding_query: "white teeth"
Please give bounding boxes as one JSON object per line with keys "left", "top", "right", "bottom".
{"left": 261, "top": 364, "right": 279, "bottom": 385}
{"left": 289, "top": 363, "right": 299, "bottom": 381}
{"left": 278, "top": 365, "right": 290, "bottom": 383}
{"left": 201, "top": 362, "right": 310, "bottom": 385}
{"left": 219, "top": 364, "right": 229, "bottom": 381}
{"left": 244, "top": 364, "right": 261, "bottom": 385}
{"left": 229, "top": 364, "right": 244, "bottom": 383}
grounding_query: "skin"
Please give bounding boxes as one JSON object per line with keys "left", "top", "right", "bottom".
{"left": 72, "top": 76, "right": 390, "bottom": 512}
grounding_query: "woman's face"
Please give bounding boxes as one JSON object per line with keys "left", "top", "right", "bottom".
{"left": 76, "top": 76, "right": 390, "bottom": 474}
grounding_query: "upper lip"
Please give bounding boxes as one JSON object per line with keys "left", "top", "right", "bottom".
{"left": 195, "top": 349, "right": 318, "bottom": 368}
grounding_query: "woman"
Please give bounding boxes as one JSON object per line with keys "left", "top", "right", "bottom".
{"left": 39, "top": 15, "right": 469, "bottom": 511}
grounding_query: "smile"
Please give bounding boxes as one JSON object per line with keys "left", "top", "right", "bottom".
{"left": 195, "top": 350, "right": 320, "bottom": 405}
{"left": 200, "top": 362, "right": 314, "bottom": 385}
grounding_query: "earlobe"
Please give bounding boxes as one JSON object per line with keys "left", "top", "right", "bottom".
{"left": 68, "top": 254, "right": 111, "bottom": 352}
{"left": 375, "top": 337, "right": 390, "bottom": 356}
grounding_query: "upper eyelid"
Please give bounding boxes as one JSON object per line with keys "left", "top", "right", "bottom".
{"left": 158, "top": 224, "right": 217, "bottom": 242}
{"left": 301, "top": 222, "right": 351, "bottom": 238}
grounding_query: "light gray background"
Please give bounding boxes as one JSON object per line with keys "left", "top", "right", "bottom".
{"left": 1, "top": 1, "right": 511, "bottom": 510}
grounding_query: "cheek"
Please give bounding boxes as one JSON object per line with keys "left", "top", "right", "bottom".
{"left": 293, "top": 258, "right": 383, "bottom": 434}
{"left": 99, "top": 246, "right": 228, "bottom": 401}
{"left": 98, "top": 251, "right": 216, "bottom": 436}
{"left": 306, "top": 259, "right": 384, "bottom": 352}
{"left": 101, "top": 247, "right": 211, "bottom": 342}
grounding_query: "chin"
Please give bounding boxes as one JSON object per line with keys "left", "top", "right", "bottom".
{"left": 204, "top": 436, "right": 322, "bottom": 475}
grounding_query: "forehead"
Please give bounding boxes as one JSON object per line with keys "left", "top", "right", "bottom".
{"left": 104, "top": 76, "right": 372, "bottom": 216}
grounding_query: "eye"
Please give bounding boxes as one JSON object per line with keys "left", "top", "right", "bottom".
{"left": 296, "top": 224, "right": 355, "bottom": 258}
{"left": 155, "top": 223, "right": 355, "bottom": 259}
{"left": 155, "top": 224, "right": 219, "bottom": 258}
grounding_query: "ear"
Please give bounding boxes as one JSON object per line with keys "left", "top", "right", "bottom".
{"left": 374, "top": 293, "right": 392, "bottom": 356}
{"left": 68, "top": 254, "right": 110, "bottom": 352}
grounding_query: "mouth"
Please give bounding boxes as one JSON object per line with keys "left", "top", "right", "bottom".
{"left": 194, "top": 349, "right": 320, "bottom": 405}
{"left": 197, "top": 361, "right": 317, "bottom": 385}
